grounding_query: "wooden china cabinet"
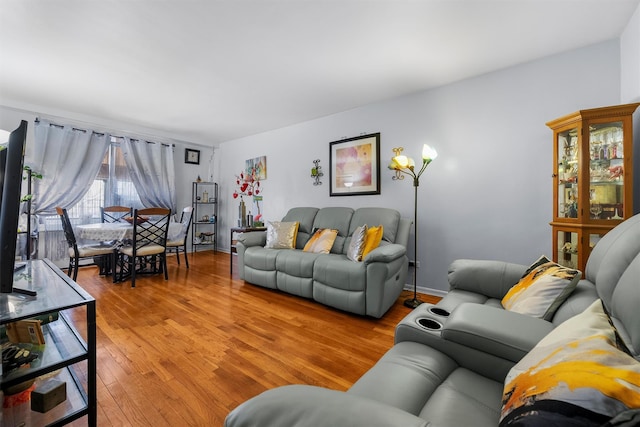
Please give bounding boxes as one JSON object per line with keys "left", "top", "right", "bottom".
{"left": 546, "top": 103, "right": 639, "bottom": 273}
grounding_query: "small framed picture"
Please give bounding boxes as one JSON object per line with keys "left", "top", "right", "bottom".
{"left": 185, "top": 148, "right": 200, "bottom": 164}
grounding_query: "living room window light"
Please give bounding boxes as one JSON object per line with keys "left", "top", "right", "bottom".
{"left": 69, "top": 141, "right": 143, "bottom": 221}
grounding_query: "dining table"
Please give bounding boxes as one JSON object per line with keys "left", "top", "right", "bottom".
{"left": 76, "top": 222, "right": 185, "bottom": 243}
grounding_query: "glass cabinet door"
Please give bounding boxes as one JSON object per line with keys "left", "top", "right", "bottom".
{"left": 557, "top": 230, "right": 578, "bottom": 269}
{"left": 557, "top": 128, "right": 579, "bottom": 218}
{"left": 588, "top": 121, "right": 625, "bottom": 220}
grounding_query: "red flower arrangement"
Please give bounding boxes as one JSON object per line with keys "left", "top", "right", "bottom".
{"left": 233, "top": 169, "right": 261, "bottom": 199}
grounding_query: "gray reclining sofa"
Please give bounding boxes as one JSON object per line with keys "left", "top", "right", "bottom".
{"left": 236, "top": 207, "right": 411, "bottom": 318}
{"left": 225, "top": 213, "right": 640, "bottom": 426}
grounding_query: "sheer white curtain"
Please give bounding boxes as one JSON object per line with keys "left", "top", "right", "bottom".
{"left": 31, "top": 120, "right": 111, "bottom": 215}
{"left": 120, "top": 137, "right": 176, "bottom": 213}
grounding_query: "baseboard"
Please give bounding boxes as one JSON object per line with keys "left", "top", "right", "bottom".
{"left": 404, "top": 284, "right": 447, "bottom": 298}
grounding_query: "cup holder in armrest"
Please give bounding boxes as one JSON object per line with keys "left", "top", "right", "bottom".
{"left": 427, "top": 307, "right": 450, "bottom": 317}
{"left": 416, "top": 318, "right": 443, "bottom": 331}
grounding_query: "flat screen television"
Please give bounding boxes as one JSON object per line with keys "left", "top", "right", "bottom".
{"left": 0, "top": 120, "right": 28, "bottom": 293}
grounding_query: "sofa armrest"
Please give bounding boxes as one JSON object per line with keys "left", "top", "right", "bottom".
{"left": 225, "top": 385, "right": 427, "bottom": 427}
{"left": 447, "top": 259, "right": 528, "bottom": 299}
{"left": 236, "top": 231, "right": 266, "bottom": 248}
{"left": 363, "top": 243, "right": 406, "bottom": 264}
{"left": 442, "top": 303, "right": 554, "bottom": 362}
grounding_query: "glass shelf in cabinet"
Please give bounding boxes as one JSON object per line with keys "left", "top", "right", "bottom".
{"left": 559, "top": 178, "right": 578, "bottom": 185}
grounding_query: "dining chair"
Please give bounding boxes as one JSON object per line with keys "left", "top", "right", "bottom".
{"left": 114, "top": 207, "right": 171, "bottom": 287}
{"left": 101, "top": 205, "right": 132, "bottom": 223}
{"left": 166, "top": 206, "right": 193, "bottom": 268}
{"left": 56, "top": 206, "right": 115, "bottom": 280}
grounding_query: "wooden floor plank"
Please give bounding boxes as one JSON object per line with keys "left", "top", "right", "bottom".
{"left": 63, "top": 250, "right": 440, "bottom": 426}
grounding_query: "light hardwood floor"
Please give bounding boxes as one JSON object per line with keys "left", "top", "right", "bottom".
{"left": 66, "top": 251, "right": 439, "bottom": 426}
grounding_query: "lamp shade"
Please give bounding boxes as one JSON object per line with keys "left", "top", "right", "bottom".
{"left": 422, "top": 144, "right": 438, "bottom": 162}
{"left": 388, "top": 158, "right": 402, "bottom": 170}
{"left": 393, "top": 155, "right": 410, "bottom": 168}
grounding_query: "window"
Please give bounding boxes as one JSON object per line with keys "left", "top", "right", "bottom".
{"left": 41, "top": 139, "right": 144, "bottom": 265}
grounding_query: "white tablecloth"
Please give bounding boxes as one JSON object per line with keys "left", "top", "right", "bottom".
{"left": 77, "top": 222, "right": 184, "bottom": 242}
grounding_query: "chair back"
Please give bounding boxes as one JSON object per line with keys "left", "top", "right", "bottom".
{"left": 56, "top": 206, "right": 78, "bottom": 249}
{"left": 101, "top": 205, "right": 132, "bottom": 223}
{"left": 178, "top": 206, "right": 194, "bottom": 239}
{"left": 131, "top": 207, "right": 171, "bottom": 253}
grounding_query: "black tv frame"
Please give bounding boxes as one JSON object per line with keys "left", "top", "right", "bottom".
{"left": 0, "top": 120, "right": 28, "bottom": 293}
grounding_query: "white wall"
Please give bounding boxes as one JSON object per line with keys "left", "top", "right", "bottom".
{"left": 621, "top": 2, "right": 640, "bottom": 103}
{"left": 620, "top": 1, "right": 640, "bottom": 211}
{"left": 218, "top": 40, "right": 621, "bottom": 294}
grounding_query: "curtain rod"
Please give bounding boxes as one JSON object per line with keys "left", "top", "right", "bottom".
{"left": 35, "top": 118, "right": 174, "bottom": 147}
{"left": 36, "top": 117, "right": 105, "bottom": 136}
{"left": 121, "top": 136, "right": 174, "bottom": 148}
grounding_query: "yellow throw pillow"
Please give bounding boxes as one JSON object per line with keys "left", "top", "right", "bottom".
{"left": 303, "top": 228, "right": 338, "bottom": 254}
{"left": 265, "top": 221, "right": 299, "bottom": 249}
{"left": 346, "top": 225, "right": 368, "bottom": 262}
{"left": 362, "top": 225, "right": 383, "bottom": 258}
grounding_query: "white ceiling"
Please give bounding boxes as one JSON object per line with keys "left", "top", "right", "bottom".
{"left": 1, "top": 0, "right": 638, "bottom": 146}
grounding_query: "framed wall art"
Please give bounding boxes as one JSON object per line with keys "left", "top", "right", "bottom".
{"left": 185, "top": 148, "right": 201, "bottom": 165}
{"left": 246, "top": 155, "right": 267, "bottom": 180}
{"left": 329, "top": 133, "right": 380, "bottom": 196}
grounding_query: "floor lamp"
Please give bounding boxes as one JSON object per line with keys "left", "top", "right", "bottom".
{"left": 389, "top": 144, "right": 438, "bottom": 308}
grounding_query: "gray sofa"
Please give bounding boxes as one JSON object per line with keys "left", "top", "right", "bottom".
{"left": 235, "top": 207, "right": 411, "bottom": 318}
{"left": 225, "top": 213, "right": 640, "bottom": 427}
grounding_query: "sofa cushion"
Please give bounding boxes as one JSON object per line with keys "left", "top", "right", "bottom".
{"left": 275, "top": 250, "right": 322, "bottom": 279}
{"left": 244, "top": 246, "right": 279, "bottom": 271}
{"left": 609, "top": 252, "right": 640, "bottom": 357}
{"left": 585, "top": 212, "right": 640, "bottom": 306}
{"left": 350, "top": 207, "right": 400, "bottom": 244}
{"left": 346, "top": 225, "right": 367, "bottom": 262}
{"left": 501, "top": 299, "right": 640, "bottom": 426}
{"left": 282, "top": 207, "right": 318, "bottom": 249}
{"left": 313, "top": 255, "right": 366, "bottom": 291}
{"left": 303, "top": 228, "right": 338, "bottom": 254}
{"left": 225, "top": 385, "right": 429, "bottom": 427}
{"left": 501, "top": 256, "right": 581, "bottom": 321}
{"left": 265, "top": 221, "right": 299, "bottom": 249}
{"left": 348, "top": 341, "right": 502, "bottom": 426}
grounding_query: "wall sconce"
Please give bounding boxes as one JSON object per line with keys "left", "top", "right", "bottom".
{"left": 391, "top": 147, "right": 404, "bottom": 180}
{"left": 311, "top": 159, "right": 323, "bottom": 185}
